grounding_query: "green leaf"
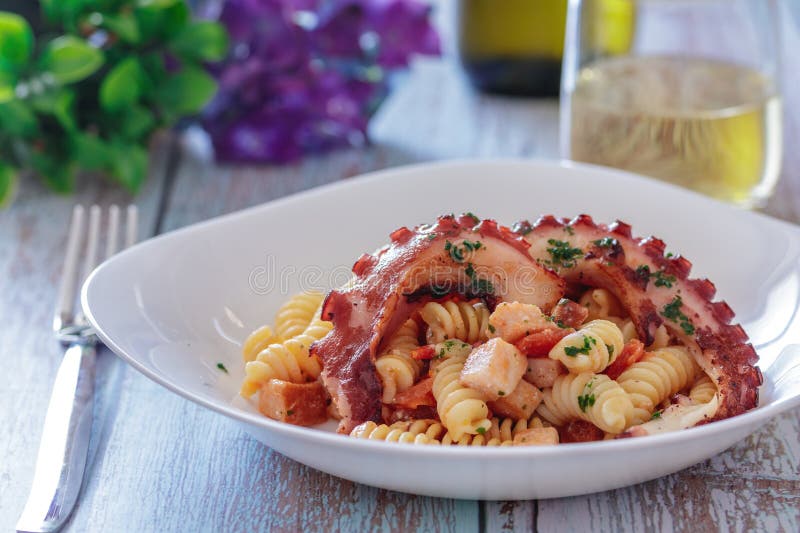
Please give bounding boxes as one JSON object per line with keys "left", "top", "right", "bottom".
{"left": 109, "top": 142, "right": 147, "bottom": 192}
{"left": 30, "top": 151, "right": 75, "bottom": 193}
{"left": 98, "top": 13, "right": 141, "bottom": 44}
{"left": 119, "top": 106, "right": 156, "bottom": 140}
{"left": 30, "top": 89, "right": 76, "bottom": 131}
{"left": 156, "top": 66, "right": 216, "bottom": 116}
{"left": 73, "top": 132, "right": 113, "bottom": 170}
{"left": 135, "top": 1, "right": 189, "bottom": 42}
{"left": 170, "top": 21, "right": 229, "bottom": 62}
{"left": 40, "top": 0, "right": 67, "bottom": 23}
{"left": 0, "top": 68, "right": 15, "bottom": 103}
{"left": 0, "top": 100, "right": 38, "bottom": 136}
{"left": 136, "top": 52, "right": 166, "bottom": 99}
{"left": 0, "top": 161, "right": 18, "bottom": 207}
{"left": 100, "top": 57, "right": 141, "bottom": 111}
{"left": 0, "top": 13, "right": 34, "bottom": 70}
{"left": 39, "top": 36, "right": 104, "bottom": 85}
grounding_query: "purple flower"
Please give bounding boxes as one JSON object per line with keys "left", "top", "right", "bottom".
{"left": 203, "top": 0, "right": 440, "bottom": 163}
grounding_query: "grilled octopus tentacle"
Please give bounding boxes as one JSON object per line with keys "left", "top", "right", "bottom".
{"left": 514, "top": 214, "right": 762, "bottom": 428}
{"left": 312, "top": 214, "right": 565, "bottom": 433}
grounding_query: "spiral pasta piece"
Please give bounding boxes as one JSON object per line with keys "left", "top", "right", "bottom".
{"left": 648, "top": 324, "right": 671, "bottom": 350}
{"left": 240, "top": 312, "right": 333, "bottom": 397}
{"left": 689, "top": 374, "right": 718, "bottom": 404}
{"left": 537, "top": 372, "right": 634, "bottom": 434}
{"left": 617, "top": 346, "right": 700, "bottom": 424}
{"left": 242, "top": 325, "right": 278, "bottom": 363}
{"left": 489, "top": 417, "right": 545, "bottom": 442}
{"left": 579, "top": 288, "right": 624, "bottom": 321}
{"left": 549, "top": 319, "right": 624, "bottom": 373}
{"left": 436, "top": 416, "right": 549, "bottom": 446}
{"left": 610, "top": 317, "right": 671, "bottom": 350}
{"left": 440, "top": 432, "right": 512, "bottom": 446}
{"left": 350, "top": 420, "right": 439, "bottom": 444}
{"left": 419, "top": 300, "right": 490, "bottom": 344}
{"left": 432, "top": 354, "right": 492, "bottom": 440}
{"left": 274, "top": 291, "right": 325, "bottom": 341}
{"left": 615, "top": 318, "right": 639, "bottom": 344}
{"left": 376, "top": 319, "right": 422, "bottom": 403}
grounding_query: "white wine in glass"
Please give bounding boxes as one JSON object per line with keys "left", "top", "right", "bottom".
{"left": 562, "top": 0, "right": 783, "bottom": 208}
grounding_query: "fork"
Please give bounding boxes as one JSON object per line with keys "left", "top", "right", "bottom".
{"left": 16, "top": 205, "right": 138, "bottom": 533}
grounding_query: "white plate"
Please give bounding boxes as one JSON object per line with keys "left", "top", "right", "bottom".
{"left": 82, "top": 160, "right": 800, "bottom": 500}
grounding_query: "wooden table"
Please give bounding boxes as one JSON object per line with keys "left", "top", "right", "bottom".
{"left": 3, "top": 8, "right": 800, "bottom": 533}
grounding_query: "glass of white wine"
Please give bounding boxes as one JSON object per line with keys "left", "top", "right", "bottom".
{"left": 561, "top": 0, "right": 782, "bottom": 208}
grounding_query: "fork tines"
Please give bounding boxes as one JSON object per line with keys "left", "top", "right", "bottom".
{"left": 54, "top": 205, "right": 138, "bottom": 335}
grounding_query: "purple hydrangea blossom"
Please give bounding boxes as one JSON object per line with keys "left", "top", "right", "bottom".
{"left": 203, "top": 0, "right": 440, "bottom": 163}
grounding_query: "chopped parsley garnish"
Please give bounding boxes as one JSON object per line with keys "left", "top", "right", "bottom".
{"left": 488, "top": 324, "right": 496, "bottom": 334}
{"left": 464, "top": 261, "right": 495, "bottom": 296}
{"left": 287, "top": 410, "right": 295, "bottom": 416}
{"left": 651, "top": 411, "right": 662, "bottom": 420}
{"left": 606, "top": 344, "right": 614, "bottom": 358}
{"left": 465, "top": 212, "right": 480, "bottom": 224}
{"left": 666, "top": 252, "right": 674, "bottom": 258}
{"left": 476, "top": 426, "right": 487, "bottom": 435}
{"left": 216, "top": 363, "right": 228, "bottom": 373}
{"left": 446, "top": 239, "right": 483, "bottom": 263}
{"left": 497, "top": 390, "right": 505, "bottom": 396}
{"left": 463, "top": 239, "right": 483, "bottom": 251}
{"left": 564, "top": 225, "right": 575, "bottom": 236}
{"left": 427, "top": 234, "right": 436, "bottom": 240}
{"left": 651, "top": 270, "right": 676, "bottom": 288}
{"left": 556, "top": 320, "right": 568, "bottom": 329}
{"left": 470, "top": 277, "right": 495, "bottom": 295}
{"left": 578, "top": 393, "right": 596, "bottom": 413}
{"left": 564, "top": 335, "right": 596, "bottom": 357}
{"left": 636, "top": 264, "right": 676, "bottom": 288}
{"left": 438, "top": 340, "right": 470, "bottom": 359}
{"left": 662, "top": 296, "right": 695, "bottom": 335}
{"left": 543, "top": 239, "right": 583, "bottom": 269}
{"left": 592, "top": 237, "right": 617, "bottom": 248}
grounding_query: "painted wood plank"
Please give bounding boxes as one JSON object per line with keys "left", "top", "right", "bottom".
{"left": 534, "top": 411, "right": 799, "bottom": 533}
{"left": 67, "top": 371, "right": 479, "bottom": 532}
{"left": 0, "top": 135, "right": 172, "bottom": 532}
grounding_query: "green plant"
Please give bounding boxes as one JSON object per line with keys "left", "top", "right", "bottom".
{"left": 0, "top": 0, "right": 228, "bottom": 205}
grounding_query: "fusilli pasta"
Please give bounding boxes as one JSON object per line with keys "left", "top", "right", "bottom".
{"left": 432, "top": 353, "right": 492, "bottom": 440}
{"left": 274, "top": 291, "right": 325, "bottom": 341}
{"left": 689, "top": 374, "right": 717, "bottom": 404}
{"left": 610, "top": 317, "right": 671, "bottom": 349}
{"left": 537, "top": 372, "right": 634, "bottom": 434}
{"left": 242, "top": 325, "right": 278, "bottom": 363}
{"left": 579, "top": 288, "right": 624, "bottom": 321}
{"left": 617, "top": 346, "right": 700, "bottom": 424}
{"left": 440, "top": 433, "right": 512, "bottom": 446}
{"left": 548, "top": 319, "right": 624, "bottom": 373}
{"left": 350, "top": 420, "right": 438, "bottom": 444}
{"left": 419, "top": 300, "right": 490, "bottom": 344}
{"left": 241, "top": 313, "right": 332, "bottom": 397}
{"left": 489, "top": 416, "right": 547, "bottom": 442}
{"left": 376, "top": 319, "right": 422, "bottom": 403}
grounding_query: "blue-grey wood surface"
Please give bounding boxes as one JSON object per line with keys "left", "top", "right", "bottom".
{"left": 2, "top": 5, "right": 800, "bottom": 533}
